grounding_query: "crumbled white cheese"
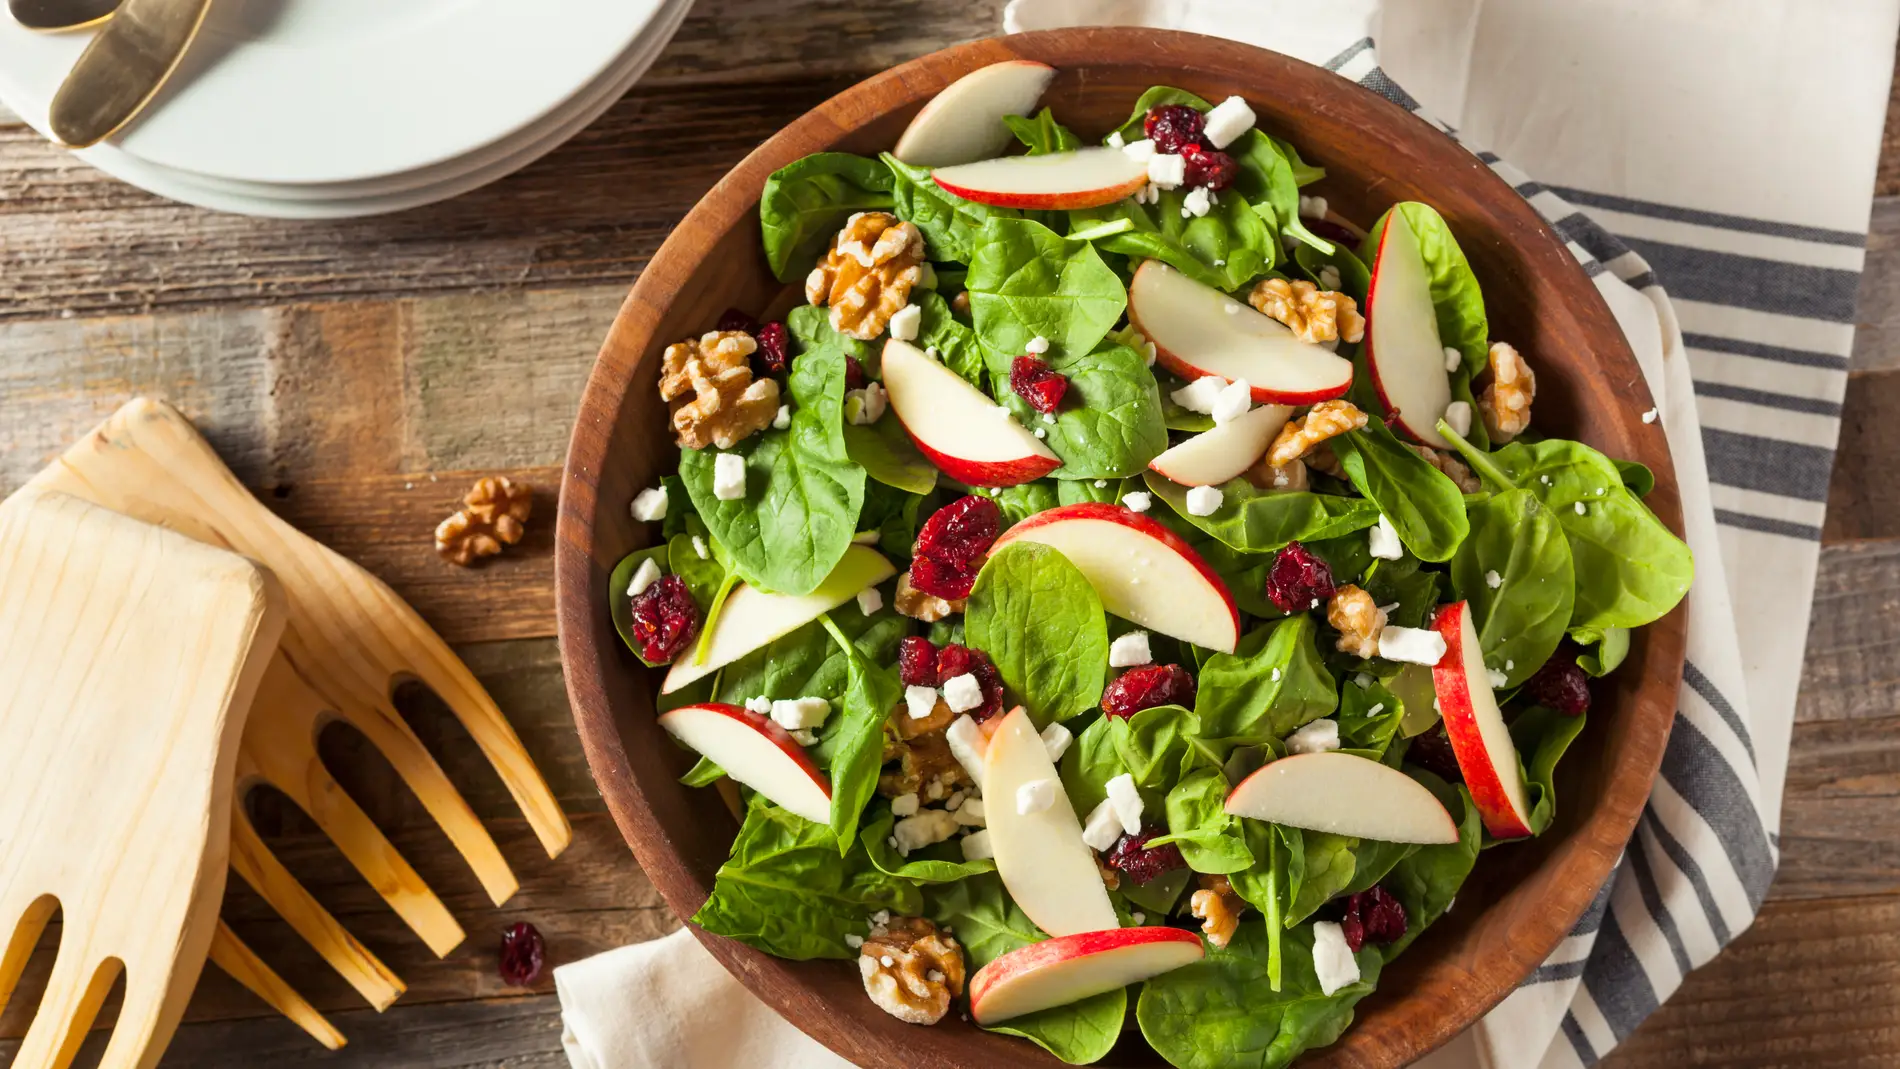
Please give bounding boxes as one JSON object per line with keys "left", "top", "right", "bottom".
{"left": 1311, "top": 920, "right": 1361, "bottom": 995}
{"left": 1298, "top": 194, "right": 1330, "bottom": 219}
{"left": 1034, "top": 428, "right": 1047, "bottom": 439}
{"left": 1575, "top": 501, "right": 1587, "bottom": 516}
{"left": 888, "top": 303, "right": 921, "bottom": 342}
{"left": 744, "top": 695, "right": 772, "bottom": 715}
{"left": 1224, "top": 301, "right": 1242, "bottom": 315}
{"left": 1132, "top": 911, "right": 1147, "bottom": 925}
{"left": 1272, "top": 668, "right": 1282, "bottom": 682}
{"left": 1122, "top": 138, "right": 1157, "bottom": 163}
{"left": 1368, "top": 514, "right": 1403, "bottom": 560}
{"left": 924, "top": 345, "right": 940, "bottom": 361}
{"left": 890, "top": 792, "right": 920, "bottom": 817}
{"left": 1286, "top": 718, "right": 1341, "bottom": 754}
{"left": 846, "top": 383, "right": 888, "bottom": 425}
{"left": 772, "top": 404, "right": 792, "bottom": 430}
{"left": 945, "top": 715, "right": 988, "bottom": 789}
{"left": 692, "top": 535, "right": 709, "bottom": 560}
{"left": 1443, "top": 400, "right": 1473, "bottom": 438}
{"left": 1171, "top": 375, "right": 1226, "bottom": 414}
{"left": 1318, "top": 265, "right": 1342, "bottom": 291}
{"left": 953, "top": 796, "right": 986, "bottom": 826}
{"left": 1095, "top": 479, "right": 1108, "bottom": 488}
{"left": 1443, "top": 346, "right": 1463, "bottom": 372}
{"left": 713, "top": 452, "right": 747, "bottom": 501}
{"left": 1025, "top": 335, "right": 1050, "bottom": 355}
{"left": 629, "top": 485, "right": 668, "bottom": 522}
{"left": 1108, "top": 630, "right": 1153, "bottom": 668}
{"left": 1485, "top": 569, "right": 1503, "bottom": 590}
{"left": 625, "top": 557, "right": 662, "bottom": 598}
{"left": 1106, "top": 130, "right": 1126, "bottom": 149}
{"left": 1354, "top": 672, "right": 1374, "bottom": 688}
{"left": 770, "top": 696, "right": 832, "bottom": 731}
{"left": 845, "top": 933, "right": 864, "bottom": 949}
{"left": 1182, "top": 186, "right": 1212, "bottom": 218}
{"left": 1378, "top": 626, "right": 1449, "bottom": 666}
{"left": 853, "top": 530, "right": 881, "bottom": 545}
{"left": 960, "top": 829, "right": 994, "bottom": 861}
{"left": 1210, "top": 378, "right": 1253, "bottom": 425}
{"left": 1641, "top": 407, "right": 1659, "bottom": 424}
{"left": 942, "top": 672, "right": 984, "bottom": 713}
{"left": 1186, "top": 485, "right": 1224, "bottom": 516}
{"left": 1148, "top": 153, "right": 1187, "bottom": 189}
{"left": 892, "top": 809, "right": 960, "bottom": 855}
{"left": 1202, "top": 95, "right": 1256, "bottom": 149}
{"left": 791, "top": 726, "right": 817, "bottom": 745}
{"left": 1122, "top": 491, "right": 1153, "bottom": 513}
{"left": 905, "top": 684, "right": 939, "bottom": 720}
{"left": 1016, "top": 778, "right": 1058, "bottom": 816}
{"left": 1487, "top": 667, "right": 1509, "bottom": 689}
{"left": 1081, "top": 797, "right": 1124, "bottom": 851}
{"left": 858, "top": 585, "right": 883, "bottom": 616}
{"left": 1040, "top": 721, "right": 1074, "bottom": 763}
{"left": 1042, "top": 413, "right": 1056, "bottom": 424}
{"left": 1105, "top": 773, "right": 1144, "bottom": 835}
{"left": 947, "top": 791, "right": 965, "bottom": 809}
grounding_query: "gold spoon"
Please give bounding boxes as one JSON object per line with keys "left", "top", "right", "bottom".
{"left": 9, "top": 0, "right": 119, "bottom": 32}
{"left": 48, "top": 0, "right": 210, "bottom": 147}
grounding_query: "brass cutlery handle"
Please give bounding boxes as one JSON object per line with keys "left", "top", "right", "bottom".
{"left": 48, "top": 0, "right": 210, "bottom": 147}
{"left": 9, "top": 0, "right": 120, "bottom": 32}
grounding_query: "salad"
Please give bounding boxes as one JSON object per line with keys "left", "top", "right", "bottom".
{"left": 611, "top": 60, "right": 1692, "bottom": 1068}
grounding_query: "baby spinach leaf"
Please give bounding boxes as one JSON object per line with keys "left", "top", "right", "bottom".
{"left": 988, "top": 342, "right": 1168, "bottom": 480}
{"left": 967, "top": 217, "right": 1127, "bottom": 361}
{"left": 881, "top": 153, "right": 1020, "bottom": 264}
{"left": 1330, "top": 420, "right": 1469, "bottom": 562}
{"left": 1058, "top": 476, "right": 1136, "bottom": 506}
{"left": 759, "top": 152, "right": 895, "bottom": 283}
{"left": 1195, "top": 616, "right": 1337, "bottom": 743}
{"left": 1573, "top": 625, "right": 1631, "bottom": 676}
{"left": 1143, "top": 471, "right": 1382, "bottom": 553}
{"left": 1294, "top": 239, "right": 1370, "bottom": 304}
{"left": 1338, "top": 836, "right": 1417, "bottom": 899}
{"left": 1509, "top": 705, "right": 1589, "bottom": 836}
{"left": 859, "top": 808, "right": 995, "bottom": 883}
{"left": 1335, "top": 676, "right": 1404, "bottom": 755}
{"left": 857, "top": 480, "right": 925, "bottom": 558}
{"left": 1286, "top": 831, "right": 1357, "bottom": 925}
{"left": 680, "top": 756, "right": 726, "bottom": 787}
{"left": 1229, "top": 129, "right": 1331, "bottom": 255}
{"left": 914, "top": 288, "right": 988, "bottom": 387}
{"left": 1272, "top": 136, "right": 1326, "bottom": 188}
{"left": 608, "top": 545, "right": 672, "bottom": 667}
{"left": 966, "top": 542, "right": 1110, "bottom": 725}
{"left": 1061, "top": 714, "right": 1124, "bottom": 818}
{"left": 668, "top": 532, "right": 727, "bottom": 609}
{"left": 992, "top": 480, "right": 1060, "bottom": 525}
{"left": 1005, "top": 107, "right": 1083, "bottom": 155}
{"left": 1361, "top": 202, "right": 1489, "bottom": 374}
{"left": 680, "top": 345, "right": 866, "bottom": 596}
{"left": 1109, "top": 703, "right": 1198, "bottom": 791}
{"left": 1111, "top": 86, "right": 1213, "bottom": 141}
{"left": 990, "top": 989, "right": 1128, "bottom": 1066}
{"left": 1379, "top": 770, "right": 1480, "bottom": 958}
{"left": 1071, "top": 188, "right": 1274, "bottom": 291}
{"left": 1450, "top": 489, "right": 1575, "bottom": 687}
{"left": 1616, "top": 459, "right": 1656, "bottom": 498}
{"left": 1360, "top": 554, "right": 1443, "bottom": 631}
{"left": 692, "top": 799, "right": 920, "bottom": 959}
{"left": 842, "top": 416, "right": 937, "bottom": 495}
{"left": 817, "top": 615, "right": 904, "bottom": 852}
{"left": 1152, "top": 766, "right": 1254, "bottom": 874}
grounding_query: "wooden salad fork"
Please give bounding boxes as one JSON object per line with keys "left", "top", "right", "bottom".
{"left": 0, "top": 489, "right": 285, "bottom": 1069}
{"left": 26, "top": 399, "right": 571, "bottom": 1029}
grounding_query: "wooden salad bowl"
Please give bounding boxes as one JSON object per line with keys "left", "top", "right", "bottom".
{"left": 556, "top": 28, "right": 1687, "bottom": 1068}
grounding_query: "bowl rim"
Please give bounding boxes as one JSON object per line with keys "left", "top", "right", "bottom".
{"left": 557, "top": 27, "right": 1686, "bottom": 1068}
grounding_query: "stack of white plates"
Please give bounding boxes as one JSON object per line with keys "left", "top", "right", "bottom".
{"left": 0, "top": 0, "right": 693, "bottom": 218}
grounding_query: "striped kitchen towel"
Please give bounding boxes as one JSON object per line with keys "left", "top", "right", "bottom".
{"left": 1002, "top": 1, "right": 1898, "bottom": 1066}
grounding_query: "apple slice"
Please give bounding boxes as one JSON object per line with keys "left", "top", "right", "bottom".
{"left": 1225, "top": 751, "right": 1460, "bottom": 844}
{"left": 984, "top": 707, "right": 1120, "bottom": 937}
{"left": 1364, "top": 209, "right": 1454, "bottom": 448}
{"left": 882, "top": 339, "right": 1061, "bottom": 486}
{"left": 657, "top": 703, "right": 831, "bottom": 824}
{"left": 970, "top": 927, "right": 1204, "bottom": 1025}
{"left": 993, "top": 503, "right": 1239, "bottom": 653}
{"left": 1391, "top": 662, "right": 1442, "bottom": 737}
{"left": 660, "top": 546, "right": 895, "bottom": 693}
{"left": 1127, "top": 261, "right": 1354, "bottom": 405}
{"left": 932, "top": 147, "right": 1149, "bottom": 211}
{"left": 1148, "top": 402, "right": 1292, "bottom": 487}
{"left": 1430, "top": 601, "right": 1534, "bottom": 838}
{"left": 893, "top": 60, "right": 1058, "bottom": 167}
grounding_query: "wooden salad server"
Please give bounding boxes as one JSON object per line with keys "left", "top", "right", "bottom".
{"left": 0, "top": 489, "right": 285, "bottom": 1069}
{"left": 27, "top": 398, "right": 571, "bottom": 1024}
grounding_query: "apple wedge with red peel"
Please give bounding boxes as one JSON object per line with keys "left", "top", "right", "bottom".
{"left": 1431, "top": 601, "right": 1535, "bottom": 838}
{"left": 661, "top": 546, "right": 895, "bottom": 693}
{"left": 969, "top": 927, "right": 1204, "bottom": 1025}
{"left": 932, "top": 147, "right": 1149, "bottom": 211}
{"left": 1225, "top": 751, "right": 1460, "bottom": 844}
{"left": 993, "top": 503, "right": 1239, "bottom": 653}
{"left": 1148, "top": 402, "right": 1292, "bottom": 487}
{"left": 1127, "top": 261, "right": 1354, "bottom": 405}
{"left": 1364, "top": 208, "right": 1454, "bottom": 447}
{"left": 882, "top": 339, "right": 1061, "bottom": 486}
{"left": 657, "top": 703, "right": 831, "bottom": 824}
{"left": 983, "top": 707, "right": 1120, "bottom": 937}
{"left": 893, "top": 60, "right": 1057, "bottom": 167}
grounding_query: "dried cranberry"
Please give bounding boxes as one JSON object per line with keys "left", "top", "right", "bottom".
{"left": 908, "top": 555, "right": 978, "bottom": 601}
{"left": 1101, "top": 664, "right": 1196, "bottom": 718}
{"left": 1180, "top": 144, "right": 1237, "bottom": 191}
{"left": 755, "top": 320, "right": 790, "bottom": 375}
{"left": 715, "top": 307, "right": 758, "bottom": 335}
{"left": 937, "top": 644, "right": 1004, "bottom": 721}
{"left": 898, "top": 636, "right": 941, "bottom": 687}
{"left": 1143, "top": 104, "right": 1205, "bottom": 155}
{"left": 1263, "top": 541, "right": 1337, "bottom": 614}
{"left": 1525, "top": 658, "right": 1591, "bottom": 716}
{"left": 1338, "top": 887, "right": 1407, "bottom": 952}
{"left": 1406, "top": 727, "right": 1463, "bottom": 783}
{"left": 909, "top": 496, "right": 1002, "bottom": 599}
{"left": 844, "top": 354, "right": 868, "bottom": 391}
{"left": 627, "top": 573, "right": 701, "bottom": 664}
{"left": 1010, "top": 355, "right": 1069, "bottom": 414}
{"left": 1303, "top": 217, "right": 1361, "bottom": 247}
{"left": 499, "top": 921, "right": 547, "bottom": 986}
{"left": 1106, "top": 825, "right": 1186, "bottom": 885}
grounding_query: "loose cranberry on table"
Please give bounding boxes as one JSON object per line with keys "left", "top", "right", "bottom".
{"left": 908, "top": 495, "right": 1003, "bottom": 600}
{"left": 626, "top": 573, "right": 701, "bottom": 664}
{"left": 1143, "top": 103, "right": 1206, "bottom": 155}
{"left": 1338, "top": 886, "right": 1407, "bottom": 952}
{"left": 937, "top": 642, "right": 1004, "bottom": 721}
{"left": 1106, "top": 825, "right": 1186, "bottom": 885}
{"left": 1101, "top": 664, "right": 1196, "bottom": 718}
{"left": 1010, "top": 355, "right": 1069, "bottom": 414}
{"left": 499, "top": 921, "right": 547, "bottom": 987}
{"left": 1180, "top": 144, "right": 1237, "bottom": 192}
{"left": 1524, "top": 657, "right": 1591, "bottom": 716}
{"left": 898, "top": 635, "right": 941, "bottom": 687}
{"left": 1263, "top": 540, "right": 1337, "bottom": 614}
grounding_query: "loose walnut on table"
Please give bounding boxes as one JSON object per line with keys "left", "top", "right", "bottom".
{"left": 435, "top": 476, "right": 533, "bottom": 566}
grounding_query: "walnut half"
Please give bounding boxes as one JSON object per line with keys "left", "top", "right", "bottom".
{"left": 1268, "top": 400, "right": 1368, "bottom": 469}
{"left": 1249, "top": 278, "right": 1365, "bottom": 346}
{"left": 1479, "top": 341, "right": 1536, "bottom": 443}
{"left": 659, "top": 330, "right": 779, "bottom": 450}
{"left": 859, "top": 917, "right": 966, "bottom": 1025}
{"left": 806, "top": 212, "right": 926, "bottom": 340}
{"left": 1191, "top": 874, "right": 1243, "bottom": 949}
{"left": 1327, "top": 584, "right": 1387, "bottom": 660}
{"left": 435, "top": 476, "right": 533, "bottom": 566}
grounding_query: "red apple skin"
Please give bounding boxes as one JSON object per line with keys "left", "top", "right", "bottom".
{"left": 1126, "top": 263, "right": 1353, "bottom": 406}
{"left": 931, "top": 171, "right": 1148, "bottom": 211}
{"left": 1428, "top": 603, "right": 1534, "bottom": 840}
{"left": 891, "top": 414, "right": 1062, "bottom": 487}
{"left": 968, "top": 927, "right": 1204, "bottom": 1025}
{"left": 993, "top": 502, "right": 1241, "bottom": 645}
{"left": 656, "top": 702, "right": 832, "bottom": 800}
{"left": 1363, "top": 218, "right": 1442, "bottom": 446}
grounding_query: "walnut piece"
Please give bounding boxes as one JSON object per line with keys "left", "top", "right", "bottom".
{"left": 879, "top": 727, "right": 970, "bottom": 802}
{"left": 859, "top": 917, "right": 966, "bottom": 1026}
{"left": 435, "top": 476, "right": 533, "bottom": 566}
{"left": 1095, "top": 854, "right": 1122, "bottom": 892}
{"left": 894, "top": 571, "right": 964, "bottom": 622}
{"left": 892, "top": 696, "right": 955, "bottom": 741}
{"left": 805, "top": 212, "right": 926, "bottom": 340}
{"left": 1191, "top": 874, "right": 1243, "bottom": 949}
{"left": 1268, "top": 400, "right": 1368, "bottom": 468}
{"left": 659, "top": 330, "right": 779, "bottom": 450}
{"left": 1245, "top": 455, "right": 1309, "bottom": 492}
{"left": 1328, "top": 584, "right": 1387, "bottom": 659}
{"left": 1408, "top": 444, "right": 1482, "bottom": 494}
{"left": 1479, "top": 341, "right": 1536, "bottom": 443}
{"left": 1248, "top": 278, "right": 1365, "bottom": 346}
{"left": 1307, "top": 441, "right": 1345, "bottom": 479}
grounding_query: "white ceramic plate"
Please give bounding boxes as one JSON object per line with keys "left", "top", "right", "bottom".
{"left": 0, "top": 0, "right": 669, "bottom": 185}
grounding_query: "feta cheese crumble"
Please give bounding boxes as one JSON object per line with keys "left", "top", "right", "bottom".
{"left": 1575, "top": 501, "right": 1587, "bottom": 515}
{"left": 960, "top": 829, "right": 995, "bottom": 861}
{"left": 845, "top": 382, "right": 888, "bottom": 425}
{"left": 1182, "top": 186, "right": 1212, "bottom": 218}
{"left": 1040, "top": 721, "right": 1074, "bottom": 763}
{"left": 893, "top": 809, "right": 960, "bottom": 855}
{"left": 1488, "top": 667, "right": 1509, "bottom": 689}
{"left": 890, "top": 792, "right": 920, "bottom": 817}
{"left": 1081, "top": 797, "right": 1123, "bottom": 851}
{"left": 1443, "top": 400, "right": 1473, "bottom": 438}
{"left": 1108, "top": 630, "right": 1153, "bottom": 668}
{"left": 744, "top": 695, "right": 772, "bottom": 715}
{"left": 1016, "top": 778, "right": 1058, "bottom": 816}
{"left": 1641, "top": 407, "right": 1659, "bottom": 424}
{"left": 945, "top": 715, "right": 988, "bottom": 789}
{"left": 692, "top": 535, "right": 710, "bottom": 560}
{"left": 1210, "top": 378, "right": 1253, "bottom": 425}
{"left": 1444, "top": 346, "right": 1463, "bottom": 372}
{"left": 1368, "top": 514, "right": 1403, "bottom": 560}
{"left": 1318, "top": 265, "right": 1342, "bottom": 291}
{"left": 712, "top": 452, "right": 747, "bottom": 500}
{"left": 1202, "top": 95, "right": 1256, "bottom": 149}
{"left": 1122, "top": 137, "right": 1157, "bottom": 162}
{"left": 905, "top": 684, "right": 939, "bottom": 720}
{"left": 845, "top": 933, "right": 864, "bottom": 949}
{"left": 887, "top": 303, "right": 921, "bottom": 342}
{"left": 858, "top": 585, "right": 883, "bottom": 615}
{"left": 1105, "top": 773, "right": 1144, "bottom": 834}
{"left": 954, "top": 798, "right": 986, "bottom": 828}
{"left": 770, "top": 696, "right": 831, "bottom": 731}
{"left": 1298, "top": 194, "right": 1330, "bottom": 219}
{"left": 942, "top": 672, "right": 985, "bottom": 714}
{"left": 629, "top": 485, "right": 668, "bottom": 522}
{"left": 1122, "top": 491, "right": 1153, "bottom": 513}
{"left": 1148, "top": 153, "right": 1187, "bottom": 189}
{"left": 1286, "top": 718, "right": 1341, "bottom": 754}
{"left": 772, "top": 403, "right": 792, "bottom": 430}
{"left": 1311, "top": 920, "right": 1361, "bottom": 995}
{"left": 1171, "top": 375, "right": 1225, "bottom": 416}
{"left": 625, "top": 557, "right": 662, "bottom": 598}
{"left": 1378, "top": 626, "right": 1449, "bottom": 666}
{"left": 1025, "top": 335, "right": 1050, "bottom": 355}
{"left": 1106, "top": 130, "right": 1126, "bottom": 149}
{"left": 1485, "top": 569, "right": 1503, "bottom": 590}
{"left": 1185, "top": 485, "right": 1224, "bottom": 516}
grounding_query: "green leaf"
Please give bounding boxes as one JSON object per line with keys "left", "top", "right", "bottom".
{"left": 692, "top": 800, "right": 920, "bottom": 959}
{"left": 1616, "top": 459, "right": 1656, "bottom": 498}
{"left": 967, "top": 217, "right": 1127, "bottom": 362}
{"left": 1060, "top": 714, "right": 1124, "bottom": 819}
{"left": 990, "top": 989, "right": 1128, "bottom": 1065}
{"left": 1573, "top": 625, "right": 1631, "bottom": 676}
{"left": 966, "top": 542, "right": 1110, "bottom": 725}
{"left": 1005, "top": 107, "right": 1083, "bottom": 155}
{"left": 1335, "top": 675, "right": 1404, "bottom": 756}
{"left": 1359, "top": 554, "right": 1443, "bottom": 631}
{"left": 1058, "top": 476, "right": 1135, "bottom": 506}
{"left": 1152, "top": 766, "right": 1254, "bottom": 874}
{"left": 882, "top": 153, "right": 1021, "bottom": 264}
{"left": 759, "top": 153, "right": 895, "bottom": 283}
{"left": 1286, "top": 831, "right": 1357, "bottom": 925}
{"left": 992, "top": 343, "right": 1169, "bottom": 480}
{"left": 1229, "top": 129, "right": 1332, "bottom": 256}
{"left": 1293, "top": 239, "right": 1370, "bottom": 304}
{"left": 914, "top": 288, "right": 988, "bottom": 388}
{"left": 1509, "top": 705, "right": 1589, "bottom": 836}
{"left": 680, "top": 343, "right": 866, "bottom": 596}
{"left": 1330, "top": 419, "right": 1469, "bottom": 562}
{"left": 1361, "top": 202, "right": 1489, "bottom": 374}
{"left": 842, "top": 416, "right": 937, "bottom": 495}
{"left": 1144, "top": 471, "right": 1382, "bottom": 553}
{"left": 991, "top": 480, "right": 1060, "bottom": 525}
{"left": 817, "top": 615, "right": 905, "bottom": 851}
{"left": 607, "top": 545, "right": 672, "bottom": 666}
{"left": 680, "top": 755, "right": 725, "bottom": 787}
{"left": 1108, "top": 703, "right": 1197, "bottom": 791}
{"left": 1380, "top": 770, "right": 1480, "bottom": 958}
{"left": 1195, "top": 616, "right": 1337, "bottom": 743}
{"left": 1450, "top": 489, "right": 1575, "bottom": 687}
{"left": 1071, "top": 187, "right": 1274, "bottom": 291}
{"left": 859, "top": 809, "right": 995, "bottom": 883}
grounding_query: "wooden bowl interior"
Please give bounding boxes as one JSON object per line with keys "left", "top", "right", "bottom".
{"left": 557, "top": 28, "right": 1685, "bottom": 1069}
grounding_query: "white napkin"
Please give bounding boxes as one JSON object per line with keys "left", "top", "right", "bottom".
{"left": 556, "top": 3, "right": 1899, "bottom": 1066}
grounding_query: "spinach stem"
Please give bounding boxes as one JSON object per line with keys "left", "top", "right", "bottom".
{"left": 1265, "top": 826, "right": 1284, "bottom": 992}
{"left": 1436, "top": 420, "right": 1517, "bottom": 490}
{"left": 694, "top": 572, "right": 742, "bottom": 664}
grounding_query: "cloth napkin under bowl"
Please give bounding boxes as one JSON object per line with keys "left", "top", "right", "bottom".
{"left": 556, "top": 2, "right": 1899, "bottom": 1066}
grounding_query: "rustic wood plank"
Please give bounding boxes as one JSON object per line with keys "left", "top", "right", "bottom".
{"left": 1797, "top": 539, "right": 1900, "bottom": 723}
{"left": 1877, "top": 37, "right": 1900, "bottom": 198}
{"left": 1824, "top": 369, "right": 1900, "bottom": 544}
{"left": 1776, "top": 714, "right": 1900, "bottom": 902}
{"left": 1849, "top": 198, "right": 1900, "bottom": 372}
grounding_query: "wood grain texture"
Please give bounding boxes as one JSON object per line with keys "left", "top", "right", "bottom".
{"left": 1822, "top": 369, "right": 1900, "bottom": 543}
{"left": 1775, "top": 714, "right": 1900, "bottom": 902}
{"left": 1797, "top": 539, "right": 1900, "bottom": 724}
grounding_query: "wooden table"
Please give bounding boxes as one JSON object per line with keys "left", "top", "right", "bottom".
{"left": 0, "top": 5, "right": 1894, "bottom": 1065}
